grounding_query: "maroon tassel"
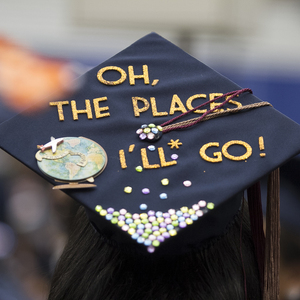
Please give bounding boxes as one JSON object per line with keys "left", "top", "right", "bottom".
{"left": 247, "top": 181, "right": 266, "bottom": 297}
{"left": 263, "top": 168, "right": 280, "bottom": 300}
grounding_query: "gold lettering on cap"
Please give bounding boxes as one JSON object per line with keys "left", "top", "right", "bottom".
{"left": 141, "top": 148, "right": 160, "bottom": 169}
{"left": 132, "top": 97, "right": 150, "bottom": 117}
{"left": 199, "top": 142, "right": 222, "bottom": 163}
{"left": 226, "top": 95, "right": 242, "bottom": 110}
{"left": 49, "top": 101, "right": 69, "bottom": 121}
{"left": 186, "top": 94, "right": 207, "bottom": 114}
{"left": 259, "top": 136, "right": 266, "bottom": 157}
{"left": 128, "top": 65, "right": 150, "bottom": 86}
{"left": 158, "top": 147, "right": 177, "bottom": 167}
{"left": 209, "top": 93, "right": 224, "bottom": 112}
{"left": 150, "top": 97, "right": 168, "bottom": 117}
{"left": 129, "top": 144, "right": 135, "bottom": 152}
{"left": 222, "top": 140, "right": 252, "bottom": 161}
{"left": 97, "top": 66, "right": 127, "bottom": 86}
{"left": 119, "top": 149, "right": 127, "bottom": 169}
{"left": 93, "top": 97, "right": 110, "bottom": 119}
{"left": 71, "top": 100, "right": 93, "bottom": 120}
{"left": 169, "top": 94, "right": 187, "bottom": 115}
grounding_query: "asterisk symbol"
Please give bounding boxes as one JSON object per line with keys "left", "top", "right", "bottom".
{"left": 168, "top": 139, "right": 182, "bottom": 149}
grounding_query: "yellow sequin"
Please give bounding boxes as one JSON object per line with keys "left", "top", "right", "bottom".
{"left": 161, "top": 178, "right": 169, "bottom": 186}
{"left": 128, "top": 228, "right": 136, "bottom": 235}
{"left": 118, "top": 220, "right": 125, "bottom": 227}
{"left": 97, "top": 66, "right": 127, "bottom": 85}
{"left": 222, "top": 140, "right": 252, "bottom": 161}
{"left": 100, "top": 209, "right": 107, "bottom": 216}
{"left": 169, "top": 229, "right": 177, "bottom": 237}
{"left": 171, "top": 215, "right": 178, "bottom": 221}
{"left": 159, "top": 228, "right": 167, "bottom": 233}
{"left": 140, "top": 213, "right": 148, "bottom": 219}
{"left": 49, "top": 101, "right": 69, "bottom": 121}
{"left": 134, "top": 219, "right": 141, "bottom": 225}
{"left": 124, "top": 186, "right": 132, "bottom": 194}
{"left": 181, "top": 206, "right": 188, "bottom": 213}
{"left": 186, "top": 218, "right": 193, "bottom": 225}
{"left": 188, "top": 209, "right": 195, "bottom": 215}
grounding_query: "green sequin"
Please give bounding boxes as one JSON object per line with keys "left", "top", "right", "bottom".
{"left": 172, "top": 221, "right": 179, "bottom": 227}
{"left": 95, "top": 205, "right": 102, "bottom": 212}
{"left": 152, "top": 240, "right": 160, "bottom": 247}
{"left": 113, "top": 211, "right": 120, "bottom": 217}
{"left": 111, "top": 218, "right": 118, "bottom": 224}
{"left": 135, "top": 166, "right": 143, "bottom": 172}
{"left": 207, "top": 203, "right": 215, "bottom": 210}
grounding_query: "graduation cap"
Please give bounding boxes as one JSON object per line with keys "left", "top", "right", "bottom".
{"left": 0, "top": 33, "right": 299, "bottom": 298}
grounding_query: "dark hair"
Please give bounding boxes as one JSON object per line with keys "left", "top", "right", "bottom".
{"left": 48, "top": 200, "right": 261, "bottom": 300}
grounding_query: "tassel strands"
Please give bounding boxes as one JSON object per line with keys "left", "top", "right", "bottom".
{"left": 263, "top": 168, "right": 280, "bottom": 300}
{"left": 247, "top": 182, "right": 265, "bottom": 297}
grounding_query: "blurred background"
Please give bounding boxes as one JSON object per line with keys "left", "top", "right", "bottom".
{"left": 0, "top": 0, "right": 300, "bottom": 299}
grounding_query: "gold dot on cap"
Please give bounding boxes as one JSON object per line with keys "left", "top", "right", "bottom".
{"left": 124, "top": 186, "right": 132, "bottom": 194}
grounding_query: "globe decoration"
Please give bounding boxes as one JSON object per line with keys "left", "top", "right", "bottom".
{"left": 35, "top": 137, "right": 107, "bottom": 189}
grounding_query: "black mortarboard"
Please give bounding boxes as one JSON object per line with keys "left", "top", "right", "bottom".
{"left": 0, "top": 34, "right": 300, "bottom": 268}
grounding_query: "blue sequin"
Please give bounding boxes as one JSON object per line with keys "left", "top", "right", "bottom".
{"left": 191, "top": 214, "right": 198, "bottom": 221}
{"left": 167, "top": 224, "right": 174, "bottom": 231}
{"left": 176, "top": 211, "right": 183, "bottom": 217}
{"left": 151, "top": 128, "right": 158, "bottom": 134}
{"left": 137, "top": 224, "right": 145, "bottom": 230}
{"left": 125, "top": 218, "right": 133, "bottom": 224}
{"left": 137, "top": 237, "right": 145, "bottom": 244}
{"left": 178, "top": 216, "right": 185, "bottom": 222}
{"left": 144, "top": 239, "right": 152, "bottom": 246}
{"left": 160, "top": 193, "right": 168, "bottom": 200}
{"left": 105, "top": 214, "right": 113, "bottom": 220}
{"left": 156, "top": 211, "right": 163, "bottom": 218}
{"left": 140, "top": 203, "right": 148, "bottom": 210}
{"left": 131, "top": 233, "right": 139, "bottom": 240}
{"left": 148, "top": 145, "right": 155, "bottom": 151}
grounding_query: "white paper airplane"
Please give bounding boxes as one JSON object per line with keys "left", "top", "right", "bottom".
{"left": 37, "top": 137, "right": 64, "bottom": 153}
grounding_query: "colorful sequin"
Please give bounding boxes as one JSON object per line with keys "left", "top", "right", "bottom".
{"left": 137, "top": 124, "right": 163, "bottom": 142}
{"left": 95, "top": 200, "right": 214, "bottom": 253}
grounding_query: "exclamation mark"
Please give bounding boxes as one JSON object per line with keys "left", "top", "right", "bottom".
{"left": 259, "top": 136, "right": 266, "bottom": 157}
